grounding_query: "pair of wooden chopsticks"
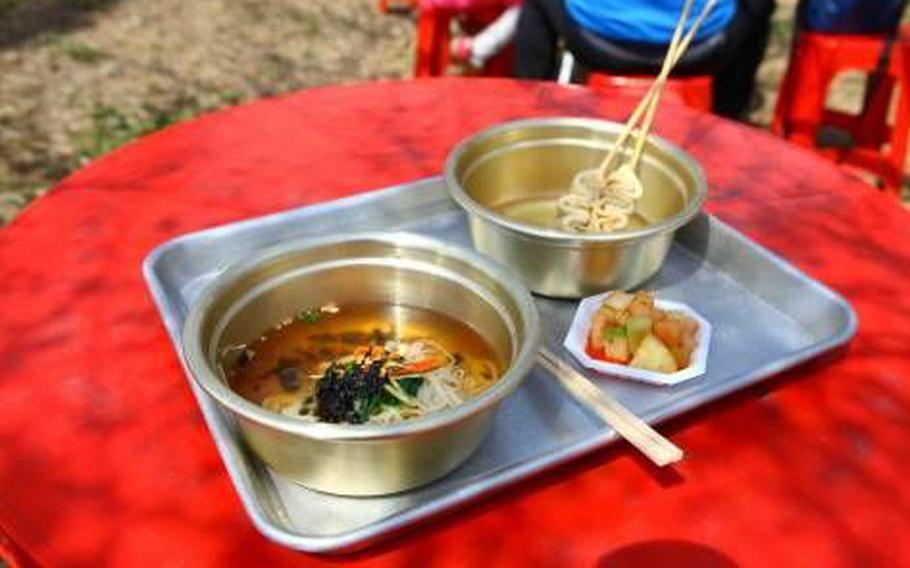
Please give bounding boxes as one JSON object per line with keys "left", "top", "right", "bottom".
{"left": 538, "top": 347, "right": 683, "bottom": 467}
{"left": 542, "top": 1, "right": 720, "bottom": 466}
{"left": 598, "top": 0, "right": 719, "bottom": 179}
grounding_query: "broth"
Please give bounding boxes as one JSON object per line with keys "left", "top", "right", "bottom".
{"left": 223, "top": 303, "right": 502, "bottom": 424}
{"left": 495, "top": 194, "right": 651, "bottom": 231}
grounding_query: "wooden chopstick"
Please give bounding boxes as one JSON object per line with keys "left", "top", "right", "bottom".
{"left": 599, "top": 0, "right": 719, "bottom": 178}
{"left": 538, "top": 347, "right": 684, "bottom": 467}
{"left": 598, "top": 0, "right": 696, "bottom": 178}
{"left": 629, "top": 0, "right": 719, "bottom": 170}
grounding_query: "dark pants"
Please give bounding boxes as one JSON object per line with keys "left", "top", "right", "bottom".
{"left": 514, "top": 0, "right": 775, "bottom": 119}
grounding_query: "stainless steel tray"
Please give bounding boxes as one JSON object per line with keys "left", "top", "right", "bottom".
{"left": 143, "top": 176, "right": 857, "bottom": 553}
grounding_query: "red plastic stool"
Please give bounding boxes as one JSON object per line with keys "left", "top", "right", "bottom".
{"left": 772, "top": 25, "right": 910, "bottom": 194}
{"left": 414, "top": 0, "right": 516, "bottom": 77}
{"left": 587, "top": 73, "right": 714, "bottom": 112}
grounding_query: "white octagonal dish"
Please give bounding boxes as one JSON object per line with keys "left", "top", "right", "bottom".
{"left": 564, "top": 292, "right": 712, "bottom": 386}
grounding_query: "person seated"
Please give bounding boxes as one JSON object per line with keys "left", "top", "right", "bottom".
{"left": 451, "top": 4, "right": 523, "bottom": 70}
{"left": 513, "top": 0, "right": 776, "bottom": 120}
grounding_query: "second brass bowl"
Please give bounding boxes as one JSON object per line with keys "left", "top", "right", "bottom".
{"left": 444, "top": 117, "right": 708, "bottom": 298}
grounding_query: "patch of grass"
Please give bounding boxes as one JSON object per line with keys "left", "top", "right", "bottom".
{"left": 217, "top": 89, "right": 244, "bottom": 105}
{"left": 0, "top": 0, "right": 19, "bottom": 18}
{"left": 62, "top": 92, "right": 241, "bottom": 180}
{"left": 79, "top": 105, "right": 138, "bottom": 160}
{"left": 76, "top": 100, "right": 201, "bottom": 163}
{"left": 143, "top": 100, "right": 201, "bottom": 130}
{"left": 53, "top": 36, "right": 107, "bottom": 63}
{"left": 262, "top": 52, "right": 295, "bottom": 83}
{"left": 285, "top": 6, "right": 320, "bottom": 35}
{"left": 58, "top": 0, "right": 111, "bottom": 10}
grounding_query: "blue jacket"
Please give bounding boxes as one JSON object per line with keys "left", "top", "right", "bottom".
{"left": 565, "top": 0, "right": 737, "bottom": 45}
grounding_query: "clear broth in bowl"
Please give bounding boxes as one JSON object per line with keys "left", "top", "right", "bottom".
{"left": 495, "top": 194, "right": 651, "bottom": 231}
{"left": 223, "top": 303, "right": 502, "bottom": 425}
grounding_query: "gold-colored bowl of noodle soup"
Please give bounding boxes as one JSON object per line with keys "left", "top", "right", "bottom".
{"left": 182, "top": 232, "right": 541, "bottom": 496}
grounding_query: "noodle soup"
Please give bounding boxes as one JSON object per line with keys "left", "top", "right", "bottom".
{"left": 223, "top": 303, "right": 502, "bottom": 425}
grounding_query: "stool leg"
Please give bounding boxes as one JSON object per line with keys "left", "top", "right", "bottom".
{"left": 885, "top": 48, "right": 910, "bottom": 194}
{"left": 797, "top": 52, "right": 834, "bottom": 147}
{"left": 771, "top": 48, "right": 798, "bottom": 136}
{"left": 433, "top": 14, "right": 452, "bottom": 75}
{"left": 415, "top": 9, "right": 448, "bottom": 77}
{"left": 778, "top": 37, "right": 834, "bottom": 148}
{"left": 855, "top": 75, "right": 894, "bottom": 148}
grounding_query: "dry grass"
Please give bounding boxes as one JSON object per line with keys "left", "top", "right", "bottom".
{"left": 0, "top": 0, "right": 415, "bottom": 223}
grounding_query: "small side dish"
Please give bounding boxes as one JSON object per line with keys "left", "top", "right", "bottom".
{"left": 586, "top": 291, "right": 698, "bottom": 373}
{"left": 563, "top": 290, "right": 710, "bottom": 386}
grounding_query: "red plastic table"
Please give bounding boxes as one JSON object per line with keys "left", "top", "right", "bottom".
{"left": 2, "top": 78, "right": 910, "bottom": 567}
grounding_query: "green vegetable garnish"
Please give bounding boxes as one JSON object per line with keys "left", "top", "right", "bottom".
{"left": 359, "top": 393, "right": 383, "bottom": 421}
{"left": 397, "top": 376, "right": 424, "bottom": 397}
{"left": 376, "top": 376, "right": 425, "bottom": 409}
{"left": 296, "top": 308, "right": 323, "bottom": 323}
{"left": 378, "top": 390, "right": 400, "bottom": 408}
{"left": 347, "top": 376, "right": 426, "bottom": 420}
{"left": 602, "top": 326, "right": 627, "bottom": 339}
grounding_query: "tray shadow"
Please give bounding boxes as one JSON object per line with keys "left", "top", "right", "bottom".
{"left": 595, "top": 539, "right": 738, "bottom": 568}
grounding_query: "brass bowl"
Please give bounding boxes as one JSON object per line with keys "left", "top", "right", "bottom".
{"left": 182, "top": 232, "right": 541, "bottom": 496}
{"left": 444, "top": 117, "right": 708, "bottom": 298}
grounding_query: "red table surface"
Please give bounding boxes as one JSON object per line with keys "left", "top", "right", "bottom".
{"left": 1, "top": 78, "right": 910, "bottom": 567}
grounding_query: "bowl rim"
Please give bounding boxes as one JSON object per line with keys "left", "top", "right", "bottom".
{"left": 443, "top": 116, "right": 708, "bottom": 243}
{"left": 181, "top": 231, "right": 542, "bottom": 441}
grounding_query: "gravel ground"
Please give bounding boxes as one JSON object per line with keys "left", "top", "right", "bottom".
{"left": 0, "top": 0, "right": 906, "bottom": 225}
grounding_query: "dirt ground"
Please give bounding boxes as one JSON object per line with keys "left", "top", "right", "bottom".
{"left": 0, "top": 0, "right": 415, "bottom": 224}
{"left": 0, "top": 0, "right": 905, "bottom": 225}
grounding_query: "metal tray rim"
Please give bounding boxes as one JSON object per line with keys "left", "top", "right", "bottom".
{"left": 143, "top": 181, "right": 434, "bottom": 272}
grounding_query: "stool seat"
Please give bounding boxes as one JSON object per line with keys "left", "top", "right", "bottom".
{"left": 772, "top": 25, "right": 910, "bottom": 194}
{"left": 587, "top": 73, "right": 714, "bottom": 111}
{"left": 565, "top": 21, "right": 729, "bottom": 113}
